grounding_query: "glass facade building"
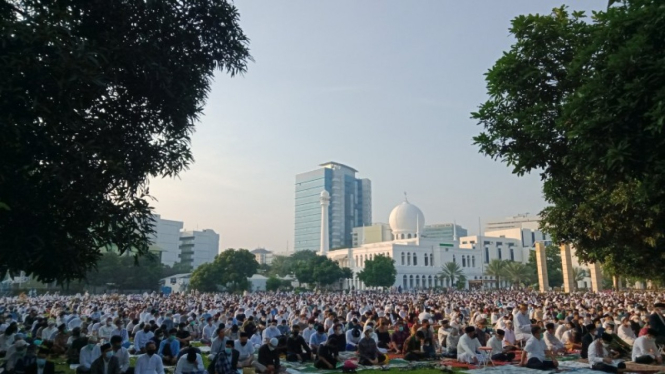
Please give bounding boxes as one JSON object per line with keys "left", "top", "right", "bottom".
{"left": 295, "top": 162, "right": 371, "bottom": 252}
{"left": 422, "top": 223, "right": 467, "bottom": 242}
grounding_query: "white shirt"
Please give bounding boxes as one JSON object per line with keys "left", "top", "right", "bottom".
{"left": 202, "top": 324, "right": 216, "bottom": 341}
{"left": 588, "top": 340, "right": 617, "bottom": 368}
{"left": 524, "top": 336, "right": 547, "bottom": 362}
{"left": 234, "top": 340, "right": 254, "bottom": 360}
{"left": 544, "top": 331, "right": 564, "bottom": 351}
{"left": 632, "top": 336, "right": 661, "bottom": 361}
{"left": 487, "top": 336, "right": 503, "bottom": 355}
{"left": 503, "top": 328, "right": 516, "bottom": 346}
{"left": 79, "top": 345, "right": 101, "bottom": 369}
{"left": 555, "top": 325, "right": 568, "bottom": 341}
{"left": 113, "top": 347, "right": 131, "bottom": 372}
{"left": 618, "top": 325, "right": 636, "bottom": 345}
{"left": 99, "top": 325, "right": 114, "bottom": 340}
{"left": 457, "top": 334, "right": 481, "bottom": 356}
{"left": 516, "top": 312, "right": 532, "bottom": 336}
{"left": 135, "top": 353, "right": 165, "bottom": 374}
{"left": 174, "top": 353, "right": 204, "bottom": 374}
{"left": 134, "top": 330, "right": 154, "bottom": 350}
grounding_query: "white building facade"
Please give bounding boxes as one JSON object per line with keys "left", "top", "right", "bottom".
{"left": 179, "top": 229, "right": 220, "bottom": 269}
{"left": 327, "top": 198, "right": 532, "bottom": 290}
{"left": 152, "top": 215, "right": 184, "bottom": 266}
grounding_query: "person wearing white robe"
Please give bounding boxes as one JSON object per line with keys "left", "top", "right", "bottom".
{"left": 457, "top": 326, "right": 484, "bottom": 364}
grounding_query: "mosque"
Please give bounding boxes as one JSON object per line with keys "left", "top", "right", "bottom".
{"left": 323, "top": 193, "right": 533, "bottom": 291}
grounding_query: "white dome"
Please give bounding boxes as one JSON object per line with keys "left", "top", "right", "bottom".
{"left": 320, "top": 190, "right": 330, "bottom": 198}
{"left": 389, "top": 199, "right": 425, "bottom": 236}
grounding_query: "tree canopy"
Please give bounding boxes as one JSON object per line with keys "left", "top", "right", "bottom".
{"left": 473, "top": 0, "right": 665, "bottom": 281}
{"left": 86, "top": 252, "right": 163, "bottom": 291}
{"left": 292, "top": 254, "right": 351, "bottom": 289}
{"left": 357, "top": 254, "right": 397, "bottom": 289}
{"left": 526, "top": 246, "right": 563, "bottom": 287}
{"left": 189, "top": 249, "right": 258, "bottom": 293}
{"left": 439, "top": 262, "right": 464, "bottom": 287}
{"left": 0, "top": 0, "right": 251, "bottom": 283}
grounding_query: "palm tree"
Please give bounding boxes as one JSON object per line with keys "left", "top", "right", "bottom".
{"left": 485, "top": 259, "right": 507, "bottom": 289}
{"left": 572, "top": 267, "right": 587, "bottom": 290}
{"left": 439, "top": 262, "right": 464, "bottom": 288}
{"left": 503, "top": 262, "right": 533, "bottom": 288}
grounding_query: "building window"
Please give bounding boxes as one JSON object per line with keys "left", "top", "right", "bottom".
{"left": 410, "top": 275, "right": 414, "bottom": 288}
{"left": 428, "top": 275, "right": 433, "bottom": 288}
{"left": 401, "top": 252, "right": 405, "bottom": 265}
{"left": 453, "top": 254, "right": 456, "bottom": 263}
{"left": 425, "top": 254, "right": 428, "bottom": 266}
{"left": 472, "top": 256, "right": 476, "bottom": 267}
{"left": 498, "top": 248, "right": 502, "bottom": 260}
{"left": 485, "top": 247, "right": 489, "bottom": 264}
{"left": 403, "top": 275, "right": 407, "bottom": 289}
{"left": 416, "top": 275, "right": 420, "bottom": 288}
{"left": 407, "top": 252, "right": 411, "bottom": 266}
{"left": 413, "top": 254, "right": 418, "bottom": 266}
{"left": 430, "top": 253, "right": 434, "bottom": 267}
{"left": 462, "top": 256, "right": 466, "bottom": 267}
{"left": 510, "top": 248, "right": 514, "bottom": 261}
{"left": 407, "top": 233, "right": 412, "bottom": 239}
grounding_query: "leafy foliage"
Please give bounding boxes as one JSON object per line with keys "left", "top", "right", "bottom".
{"left": 162, "top": 262, "right": 193, "bottom": 278}
{"left": 189, "top": 249, "right": 258, "bottom": 293}
{"left": 86, "top": 252, "right": 162, "bottom": 291}
{"left": 472, "top": 0, "right": 665, "bottom": 282}
{"left": 292, "top": 254, "right": 351, "bottom": 289}
{"left": 526, "top": 246, "right": 563, "bottom": 287}
{"left": 484, "top": 259, "right": 507, "bottom": 289}
{"left": 268, "top": 251, "right": 318, "bottom": 277}
{"left": 265, "top": 276, "right": 292, "bottom": 292}
{"left": 503, "top": 262, "right": 535, "bottom": 288}
{"left": 357, "top": 254, "right": 397, "bottom": 289}
{"left": 439, "top": 262, "right": 464, "bottom": 287}
{"left": 0, "top": 0, "right": 251, "bottom": 283}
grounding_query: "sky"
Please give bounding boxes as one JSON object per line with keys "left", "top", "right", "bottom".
{"left": 148, "top": 0, "right": 607, "bottom": 253}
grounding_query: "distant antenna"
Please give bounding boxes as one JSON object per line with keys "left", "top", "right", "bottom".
{"left": 404, "top": 191, "right": 408, "bottom": 202}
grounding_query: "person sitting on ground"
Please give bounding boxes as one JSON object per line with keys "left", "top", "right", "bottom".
{"left": 390, "top": 320, "right": 410, "bottom": 353}
{"left": 617, "top": 317, "right": 636, "bottom": 347}
{"left": 544, "top": 323, "right": 566, "bottom": 355}
{"left": 158, "top": 328, "right": 180, "bottom": 365}
{"left": 286, "top": 325, "right": 311, "bottom": 362}
{"left": 90, "top": 344, "right": 120, "bottom": 374}
{"left": 234, "top": 332, "right": 255, "bottom": 368}
{"left": 457, "top": 326, "right": 482, "bottom": 365}
{"left": 631, "top": 328, "right": 662, "bottom": 365}
{"left": 520, "top": 326, "right": 558, "bottom": 370}
{"left": 257, "top": 338, "right": 281, "bottom": 374}
{"left": 174, "top": 347, "right": 204, "bottom": 374}
{"left": 110, "top": 335, "right": 132, "bottom": 374}
{"left": 208, "top": 326, "right": 227, "bottom": 360}
{"left": 314, "top": 336, "right": 340, "bottom": 369}
{"left": 77, "top": 336, "right": 100, "bottom": 374}
{"left": 588, "top": 333, "right": 626, "bottom": 373}
{"left": 404, "top": 330, "right": 428, "bottom": 361}
{"left": 581, "top": 323, "right": 598, "bottom": 359}
{"left": 51, "top": 324, "right": 69, "bottom": 355}
{"left": 345, "top": 326, "right": 361, "bottom": 351}
{"left": 309, "top": 324, "right": 328, "bottom": 354}
{"left": 26, "top": 347, "right": 54, "bottom": 374}
{"left": 444, "top": 327, "right": 460, "bottom": 357}
{"left": 6, "top": 339, "right": 35, "bottom": 374}
{"left": 357, "top": 326, "right": 386, "bottom": 366}
{"left": 223, "top": 340, "right": 239, "bottom": 370}
{"left": 134, "top": 342, "right": 164, "bottom": 374}
{"left": 487, "top": 329, "right": 516, "bottom": 362}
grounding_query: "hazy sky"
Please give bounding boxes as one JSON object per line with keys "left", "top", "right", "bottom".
{"left": 149, "top": 0, "right": 607, "bottom": 253}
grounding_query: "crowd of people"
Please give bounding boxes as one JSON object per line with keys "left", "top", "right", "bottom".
{"left": 0, "top": 289, "right": 664, "bottom": 374}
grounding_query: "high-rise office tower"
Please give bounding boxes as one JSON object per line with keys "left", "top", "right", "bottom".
{"left": 295, "top": 162, "right": 371, "bottom": 252}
